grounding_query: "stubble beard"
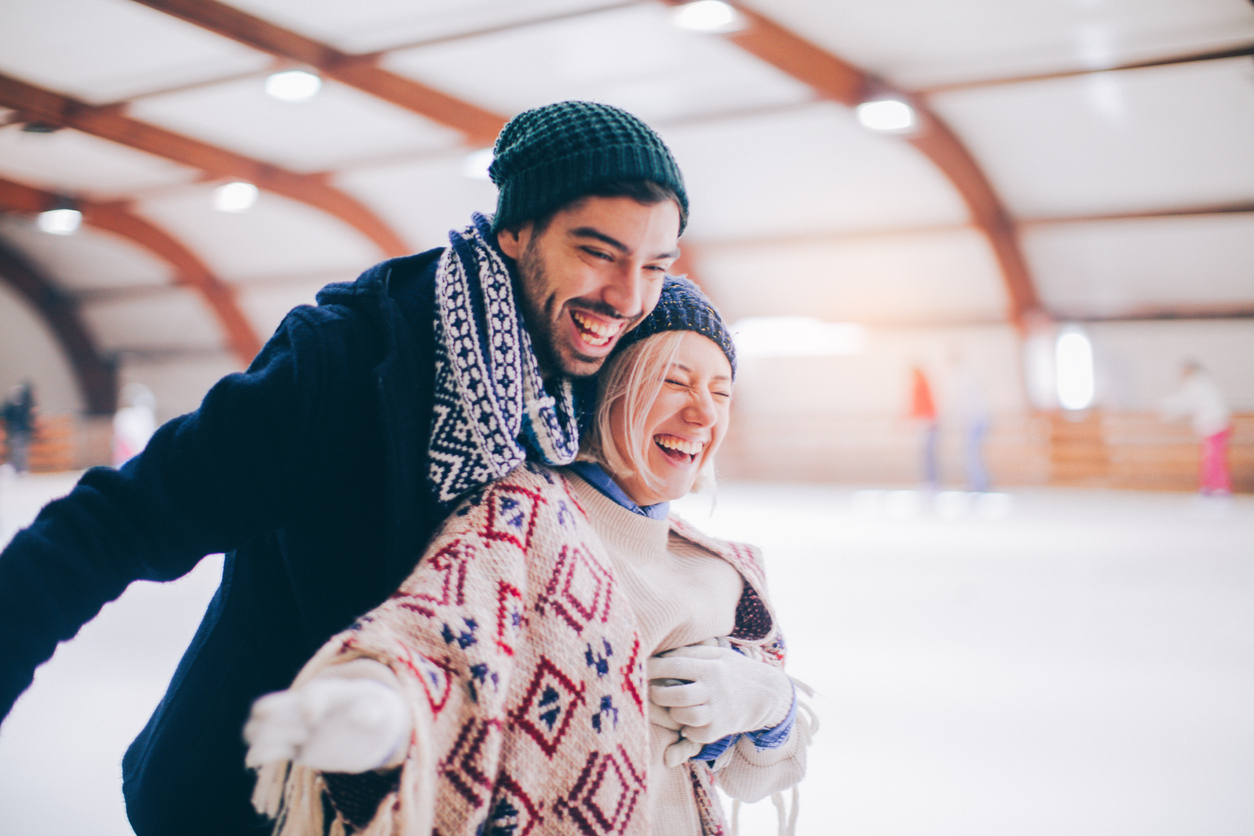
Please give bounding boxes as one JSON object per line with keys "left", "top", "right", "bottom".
{"left": 516, "top": 240, "right": 606, "bottom": 380}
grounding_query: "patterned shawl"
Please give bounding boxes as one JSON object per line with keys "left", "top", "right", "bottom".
{"left": 252, "top": 464, "right": 790, "bottom": 836}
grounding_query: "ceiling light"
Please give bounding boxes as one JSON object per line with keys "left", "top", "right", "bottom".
{"left": 214, "top": 181, "right": 259, "bottom": 213}
{"left": 265, "top": 70, "right": 322, "bottom": 102}
{"left": 672, "top": 0, "right": 746, "bottom": 33}
{"left": 732, "top": 317, "right": 865, "bottom": 358}
{"left": 38, "top": 207, "right": 82, "bottom": 235}
{"left": 462, "top": 147, "right": 494, "bottom": 180}
{"left": 1055, "top": 325, "right": 1095, "bottom": 411}
{"left": 855, "top": 98, "right": 918, "bottom": 134}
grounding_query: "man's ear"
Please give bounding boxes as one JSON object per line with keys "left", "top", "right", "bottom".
{"left": 496, "top": 223, "right": 531, "bottom": 260}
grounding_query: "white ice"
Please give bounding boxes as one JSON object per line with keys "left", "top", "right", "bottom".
{"left": 1, "top": 470, "right": 1251, "bottom": 835}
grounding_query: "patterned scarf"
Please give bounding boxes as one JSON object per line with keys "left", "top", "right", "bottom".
{"left": 427, "top": 213, "right": 580, "bottom": 505}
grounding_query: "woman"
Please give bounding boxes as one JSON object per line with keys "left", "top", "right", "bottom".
{"left": 244, "top": 278, "right": 811, "bottom": 835}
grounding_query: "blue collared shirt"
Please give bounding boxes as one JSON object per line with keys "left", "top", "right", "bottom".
{"left": 566, "top": 460, "right": 670, "bottom": 520}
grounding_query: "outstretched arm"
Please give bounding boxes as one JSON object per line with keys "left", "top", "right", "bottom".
{"left": 0, "top": 303, "right": 375, "bottom": 720}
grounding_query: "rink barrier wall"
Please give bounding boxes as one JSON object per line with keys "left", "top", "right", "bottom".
{"left": 717, "top": 410, "right": 1254, "bottom": 493}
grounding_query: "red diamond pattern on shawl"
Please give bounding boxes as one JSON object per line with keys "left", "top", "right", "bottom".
{"left": 510, "top": 655, "right": 586, "bottom": 758}
{"left": 441, "top": 717, "right": 502, "bottom": 808}
{"left": 391, "top": 538, "right": 474, "bottom": 618}
{"left": 553, "top": 745, "right": 645, "bottom": 835}
{"left": 537, "top": 543, "right": 614, "bottom": 635}
{"left": 618, "top": 636, "right": 644, "bottom": 712}
{"left": 482, "top": 483, "right": 544, "bottom": 552}
{"left": 561, "top": 473, "right": 587, "bottom": 513}
{"left": 495, "top": 581, "right": 525, "bottom": 656}
{"left": 394, "top": 645, "right": 455, "bottom": 716}
{"left": 484, "top": 771, "right": 545, "bottom": 836}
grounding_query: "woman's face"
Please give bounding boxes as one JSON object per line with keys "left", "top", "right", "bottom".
{"left": 610, "top": 332, "right": 733, "bottom": 507}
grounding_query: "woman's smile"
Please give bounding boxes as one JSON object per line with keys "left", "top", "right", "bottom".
{"left": 654, "top": 433, "right": 705, "bottom": 466}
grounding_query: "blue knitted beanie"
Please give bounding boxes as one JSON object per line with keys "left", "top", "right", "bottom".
{"left": 617, "top": 276, "right": 736, "bottom": 379}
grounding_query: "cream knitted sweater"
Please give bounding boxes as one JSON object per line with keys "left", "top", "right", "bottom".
{"left": 566, "top": 476, "right": 808, "bottom": 835}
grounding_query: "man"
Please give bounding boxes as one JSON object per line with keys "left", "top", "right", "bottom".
{"left": 0, "top": 101, "right": 687, "bottom": 835}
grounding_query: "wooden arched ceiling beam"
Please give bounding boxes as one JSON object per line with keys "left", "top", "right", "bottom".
{"left": 0, "top": 176, "right": 262, "bottom": 367}
{"left": 920, "top": 41, "right": 1254, "bottom": 95}
{"left": 129, "top": 0, "right": 507, "bottom": 147}
{"left": 0, "top": 73, "right": 410, "bottom": 259}
{"left": 667, "top": 2, "right": 1042, "bottom": 329}
{"left": 0, "top": 236, "right": 117, "bottom": 415}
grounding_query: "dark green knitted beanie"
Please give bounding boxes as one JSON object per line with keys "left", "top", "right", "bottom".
{"left": 489, "top": 101, "right": 688, "bottom": 234}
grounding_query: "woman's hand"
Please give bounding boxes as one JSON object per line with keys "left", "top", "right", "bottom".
{"left": 647, "top": 644, "right": 793, "bottom": 746}
{"left": 243, "top": 664, "right": 410, "bottom": 773}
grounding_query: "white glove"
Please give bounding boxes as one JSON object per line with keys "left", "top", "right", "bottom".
{"left": 243, "top": 669, "right": 411, "bottom": 773}
{"left": 647, "top": 644, "right": 793, "bottom": 747}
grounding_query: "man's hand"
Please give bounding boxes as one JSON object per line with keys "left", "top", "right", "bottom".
{"left": 243, "top": 674, "right": 410, "bottom": 773}
{"left": 647, "top": 644, "right": 792, "bottom": 745}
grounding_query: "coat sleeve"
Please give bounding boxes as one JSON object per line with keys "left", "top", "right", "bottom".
{"left": 0, "top": 298, "right": 383, "bottom": 720}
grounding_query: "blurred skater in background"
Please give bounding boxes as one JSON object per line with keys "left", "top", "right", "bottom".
{"left": 112, "top": 384, "right": 157, "bottom": 468}
{"left": 2, "top": 382, "right": 36, "bottom": 476}
{"left": 1160, "top": 359, "right": 1232, "bottom": 497}
{"left": 908, "top": 364, "right": 940, "bottom": 491}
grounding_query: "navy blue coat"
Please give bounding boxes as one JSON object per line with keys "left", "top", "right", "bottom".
{"left": 0, "top": 249, "right": 467, "bottom": 834}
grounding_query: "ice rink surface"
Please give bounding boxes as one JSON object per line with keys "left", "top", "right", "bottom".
{"left": 1, "top": 470, "right": 1251, "bottom": 835}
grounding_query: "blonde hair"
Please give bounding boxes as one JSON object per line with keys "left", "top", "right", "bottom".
{"left": 578, "top": 331, "right": 724, "bottom": 497}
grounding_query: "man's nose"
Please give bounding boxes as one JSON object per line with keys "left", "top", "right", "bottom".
{"left": 601, "top": 262, "right": 646, "bottom": 318}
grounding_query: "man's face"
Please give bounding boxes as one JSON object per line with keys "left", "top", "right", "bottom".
{"left": 498, "top": 195, "right": 682, "bottom": 379}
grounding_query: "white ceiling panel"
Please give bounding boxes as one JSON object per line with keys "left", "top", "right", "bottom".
{"left": 751, "top": 0, "right": 1254, "bottom": 89}
{"left": 236, "top": 280, "right": 341, "bottom": 341}
{"left": 0, "top": 216, "right": 173, "bottom": 291}
{"left": 334, "top": 156, "right": 500, "bottom": 253}
{"left": 117, "top": 353, "right": 248, "bottom": 419}
{"left": 666, "top": 103, "right": 969, "bottom": 242}
{"left": 1025, "top": 214, "right": 1254, "bottom": 318}
{"left": 82, "top": 287, "right": 223, "bottom": 351}
{"left": 0, "top": 0, "right": 273, "bottom": 103}
{"left": 381, "top": 3, "right": 814, "bottom": 125}
{"left": 134, "top": 185, "right": 385, "bottom": 282}
{"left": 0, "top": 127, "right": 199, "bottom": 198}
{"left": 225, "top": 0, "right": 622, "bottom": 55}
{"left": 697, "top": 227, "right": 1008, "bottom": 325}
{"left": 931, "top": 57, "right": 1254, "bottom": 218}
{"left": 129, "top": 77, "right": 463, "bottom": 173}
